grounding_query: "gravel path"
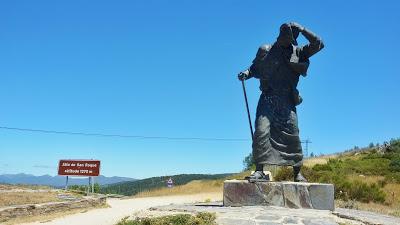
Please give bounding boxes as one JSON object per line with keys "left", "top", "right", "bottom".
{"left": 19, "top": 193, "right": 221, "bottom": 225}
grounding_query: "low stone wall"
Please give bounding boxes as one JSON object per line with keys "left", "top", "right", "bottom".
{"left": 0, "top": 196, "right": 106, "bottom": 222}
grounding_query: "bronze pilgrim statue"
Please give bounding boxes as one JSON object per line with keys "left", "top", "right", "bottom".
{"left": 238, "top": 22, "right": 324, "bottom": 182}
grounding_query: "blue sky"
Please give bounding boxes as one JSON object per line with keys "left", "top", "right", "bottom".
{"left": 0, "top": 1, "right": 399, "bottom": 178}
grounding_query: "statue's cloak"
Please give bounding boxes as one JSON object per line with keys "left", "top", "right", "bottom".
{"left": 249, "top": 43, "right": 309, "bottom": 167}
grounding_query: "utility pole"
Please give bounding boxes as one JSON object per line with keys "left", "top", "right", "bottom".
{"left": 301, "top": 139, "right": 312, "bottom": 158}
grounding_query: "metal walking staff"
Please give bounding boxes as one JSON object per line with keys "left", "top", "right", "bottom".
{"left": 241, "top": 80, "right": 254, "bottom": 141}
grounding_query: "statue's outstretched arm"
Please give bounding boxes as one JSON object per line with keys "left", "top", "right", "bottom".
{"left": 300, "top": 27, "right": 324, "bottom": 58}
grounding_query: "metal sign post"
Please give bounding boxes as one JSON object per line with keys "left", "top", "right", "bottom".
{"left": 92, "top": 177, "right": 95, "bottom": 193}
{"left": 87, "top": 177, "right": 91, "bottom": 195}
{"left": 58, "top": 159, "right": 101, "bottom": 195}
{"left": 65, "top": 176, "right": 69, "bottom": 190}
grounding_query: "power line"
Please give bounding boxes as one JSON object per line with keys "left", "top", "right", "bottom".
{"left": 0, "top": 126, "right": 312, "bottom": 145}
{"left": 0, "top": 126, "right": 249, "bottom": 142}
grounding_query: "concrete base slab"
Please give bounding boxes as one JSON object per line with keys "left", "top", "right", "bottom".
{"left": 139, "top": 203, "right": 365, "bottom": 225}
{"left": 223, "top": 180, "right": 334, "bottom": 210}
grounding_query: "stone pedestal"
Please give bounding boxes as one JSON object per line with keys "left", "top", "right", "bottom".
{"left": 223, "top": 180, "right": 334, "bottom": 210}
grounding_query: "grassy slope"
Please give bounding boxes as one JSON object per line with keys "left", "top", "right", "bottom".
{"left": 275, "top": 139, "right": 400, "bottom": 217}
{"left": 133, "top": 171, "right": 250, "bottom": 198}
{"left": 131, "top": 153, "right": 382, "bottom": 198}
{"left": 100, "top": 173, "right": 233, "bottom": 196}
{"left": 133, "top": 139, "right": 400, "bottom": 217}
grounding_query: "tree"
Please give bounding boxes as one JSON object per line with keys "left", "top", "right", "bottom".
{"left": 243, "top": 153, "right": 254, "bottom": 170}
{"left": 369, "top": 142, "right": 375, "bottom": 148}
{"left": 310, "top": 152, "right": 315, "bottom": 157}
{"left": 94, "top": 183, "right": 100, "bottom": 193}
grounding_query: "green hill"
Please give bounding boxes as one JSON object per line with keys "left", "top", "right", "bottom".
{"left": 100, "top": 173, "right": 232, "bottom": 196}
{"left": 275, "top": 138, "right": 400, "bottom": 216}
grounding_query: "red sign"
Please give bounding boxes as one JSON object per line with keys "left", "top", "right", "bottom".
{"left": 58, "top": 160, "right": 100, "bottom": 177}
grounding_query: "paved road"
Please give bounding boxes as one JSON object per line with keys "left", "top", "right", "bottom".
{"left": 334, "top": 208, "right": 400, "bottom": 225}
{"left": 20, "top": 193, "right": 222, "bottom": 225}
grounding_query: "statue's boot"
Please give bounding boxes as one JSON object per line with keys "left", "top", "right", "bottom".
{"left": 294, "top": 173, "right": 308, "bottom": 182}
{"left": 293, "top": 166, "right": 308, "bottom": 182}
{"left": 245, "top": 171, "right": 270, "bottom": 183}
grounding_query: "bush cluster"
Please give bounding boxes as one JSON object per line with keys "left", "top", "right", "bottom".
{"left": 274, "top": 158, "right": 388, "bottom": 203}
{"left": 274, "top": 138, "right": 400, "bottom": 203}
{"left": 68, "top": 183, "right": 100, "bottom": 193}
{"left": 117, "top": 212, "right": 216, "bottom": 225}
{"left": 323, "top": 175, "right": 385, "bottom": 203}
{"left": 389, "top": 157, "right": 400, "bottom": 172}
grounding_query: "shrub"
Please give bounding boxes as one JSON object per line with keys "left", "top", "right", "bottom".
{"left": 116, "top": 212, "right": 216, "bottom": 225}
{"left": 384, "top": 172, "right": 400, "bottom": 183}
{"left": 274, "top": 167, "right": 293, "bottom": 181}
{"left": 348, "top": 181, "right": 385, "bottom": 203}
{"left": 318, "top": 174, "right": 386, "bottom": 203}
{"left": 68, "top": 183, "right": 101, "bottom": 193}
{"left": 274, "top": 166, "right": 318, "bottom": 182}
{"left": 312, "top": 163, "right": 332, "bottom": 172}
{"left": 377, "top": 179, "right": 387, "bottom": 188}
{"left": 69, "top": 185, "right": 86, "bottom": 192}
{"left": 389, "top": 157, "right": 400, "bottom": 172}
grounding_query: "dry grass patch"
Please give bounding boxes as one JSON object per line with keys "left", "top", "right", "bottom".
{"left": 336, "top": 200, "right": 400, "bottom": 218}
{"left": 303, "top": 154, "right": 338, "bottom": 167}
{"left": 134, "top": 180, "right": 222, "bottom": 198}
{"left": 347, "top": 175, "right": 385, "bottom": 184}
{"left": 0, "top": 191, "right": 62, "bottom": 207}
{"left": 3, "top": 203, "right": 109, "bottom": 225}
{"left": 383, "top": 183, "right": 400, "bottom": 206}
{"left": 225, "top": 171, "right": 251, "bottom": 180}
{"left": 134, "top": 171, "right": 251, "bottom": 198}
{"left": 358, "top": 202, "right": 400, "bottom": 217}
{"left": 0, "top": 184, "right": 51, "bottom": 191}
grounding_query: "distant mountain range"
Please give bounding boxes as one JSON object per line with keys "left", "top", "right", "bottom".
{"left": 0, "top": 173, "right": 136, "bottom": 187}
